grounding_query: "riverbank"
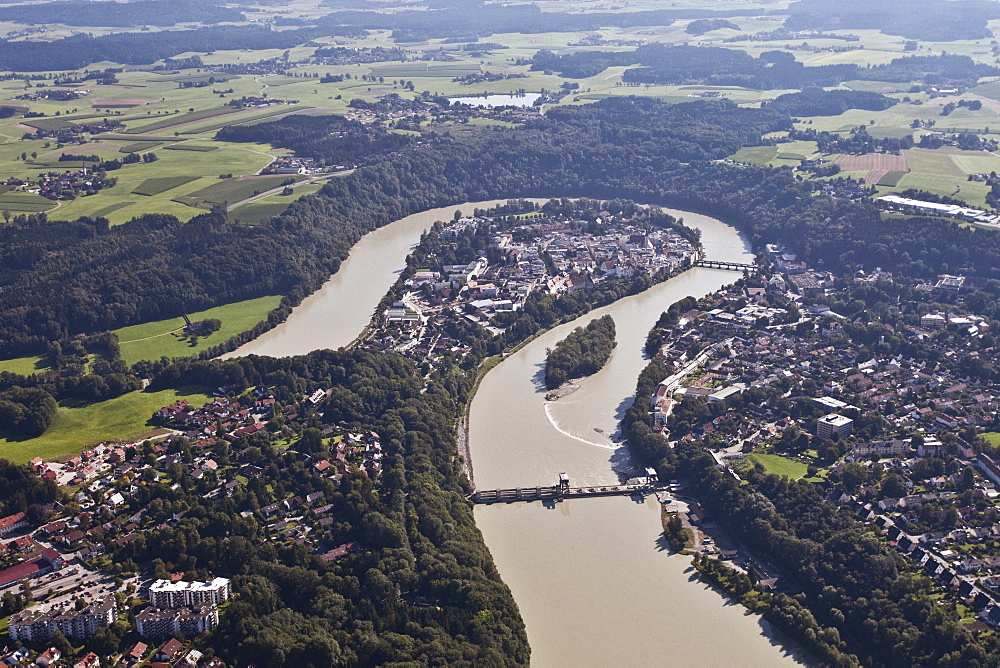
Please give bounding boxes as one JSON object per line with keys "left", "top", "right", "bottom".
{"left": 210, "top": 193, "right": 787, "bottom": 664}
{"left": 544, "top": 380, "right": 580, "bottom": 401}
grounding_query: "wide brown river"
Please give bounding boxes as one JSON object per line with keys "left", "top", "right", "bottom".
{"left": 231, "top": 201, "right": 802, "bottom": 666}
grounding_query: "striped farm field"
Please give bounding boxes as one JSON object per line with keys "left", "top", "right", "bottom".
{"left": 119, "top": 141, "right": 163, "bottom": 153}
{"left": 163, "top": 144, "right": 218, "bottom": 152}
{"left": 902, "top": 149, "right": 963, "bottom": 177}
{"left": 132, "top": 176, "right": 200, "bottom": 196}
{"left": 90, "top": 201, "right": 136, "bottom": 217}
{"left": 833, "top": 152, "right": 907, "bottom": 172}
{"left": 876, "top": 170, "right": 908, "bottom": 186}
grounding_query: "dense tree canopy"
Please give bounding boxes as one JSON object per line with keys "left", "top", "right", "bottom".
{"left": 783, "top": 0, "right": 999, "bottom": 40}
{"left": 545, "top": 315, "right": 617, "bottom": 390}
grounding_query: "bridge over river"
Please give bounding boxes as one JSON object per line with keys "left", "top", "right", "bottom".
{"left": 693, "top": 259, "right": 758, "bottom": 272}
{"left": 471, "top": 473, "right": 669, "bottom": 504}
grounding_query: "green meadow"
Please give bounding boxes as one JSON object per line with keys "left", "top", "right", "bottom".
{"left": 113, "top": 295, "right": 283, "bottom": 365}
{"left": 0, "top": 355, "right": 50, "bottom": 375}
{"left": 748, "top": 453, "right": 808, "bottom": 479}
{"left": 0, "top": 387, "right": 213, "bottom": 463}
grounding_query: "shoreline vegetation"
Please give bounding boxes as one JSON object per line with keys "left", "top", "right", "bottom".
{"left": 544, "top": 315, "right": 618, "bottom": 392}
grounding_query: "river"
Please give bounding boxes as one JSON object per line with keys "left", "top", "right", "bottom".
{"left": 468, "top": 209, "right": 801, "bottom": 666}
{"left": 227, "top": 201, "right": 800, "bottom": 665}
{"left": 225, "top": 200, "right": 531, "bottom": 358}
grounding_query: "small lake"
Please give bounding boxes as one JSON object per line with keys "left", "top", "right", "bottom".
{"left": 449, "top": 93, "right": 541, "bottom": 108}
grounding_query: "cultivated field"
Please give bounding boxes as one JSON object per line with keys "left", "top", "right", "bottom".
{"left": 174, "top": 174, "right": 300, "bottom": 209}
{"left": 132, "top": 176, "right": 200, "bottom": 196}
{"left": 834, "top": 152, "right": 908, "bottom": 184}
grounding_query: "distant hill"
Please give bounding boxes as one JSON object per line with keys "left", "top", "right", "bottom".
{"left": 0, "top": 0, "right": 244, "bottom": 27}
{"left": 783, "top": 0, "right": 999, "bottom": 40}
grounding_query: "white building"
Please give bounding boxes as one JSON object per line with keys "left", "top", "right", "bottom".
{"left": 817, "top": 413, "right": 853, "bottom": 440}
{"left": 148, "top": 578, "right": 230, "bottom": 609}
{"left": 8, "top": 597, "right": 116, "bottom": 642}
{"left": 136, "top": 604, "right": 219, "bottom": 638}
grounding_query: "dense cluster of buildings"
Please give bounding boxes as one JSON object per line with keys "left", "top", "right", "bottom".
{"left": 367, "top": 211, "right": 697, "bottom": 367}
{"left": 645, "top": 245, "right": 1000, "bottom": 627}
{"left": 8, "top": 597, "right": 116, "bottom": 642}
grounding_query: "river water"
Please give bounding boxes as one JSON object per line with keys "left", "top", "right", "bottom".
{"left": 225, "top": 200, "right": 527, "bottom": 358}
{"left": 228, "top": 201, "right": 800, "bottom": 665}
{"left": 470, "top": 209, "right": 800, "bottom": 666}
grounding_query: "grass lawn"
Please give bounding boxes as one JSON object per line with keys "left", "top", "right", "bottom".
{"left": 113, "top": 295, "right": 283, "bottom": 365}
{"left": 0, "top": 355, "right": 50, "bottom": 375}
{"left": 0, "top": 387, "right": 213, "bottom": 463}
{"left": 748, "top": 453, "right": 808, "bottom": 479}
{"left": 903, "top": 148, "right": 962, "bottom": 176}
{"left": 229, "top": 201, "right": 293, "bottom": 225}
{"left": 984, "top": 433, "right": 1000, "bottom": 447}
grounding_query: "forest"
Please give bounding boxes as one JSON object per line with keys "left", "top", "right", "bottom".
{"left": 783, "top": 0, "right": 999, "bottom": 40}
{"left": 312, "top": 3, "right": 744, "bottom": 42}
{"left": 2, "top": 95, "right": 1000, "bottom": 361}
{"left": 544, "top": 315, "right": 617, "bottom": 390}
{"left": 0, "top": 459, "right": 61, "bottom": 518}
{"left": 0, "top": 26, "right": 343, "bottom": 71}
{"left": 685, "top": 18, "right": 740, "bottom": 35}
{"left": 0, "top": 0, "right": 242, "bottom": 27}
{"left": 533, "top": 46, "right": 997, "bottom": 89}
{"left": 216, "top": 114, "right": 412, "bottom": 166}
{"left": 761, "top": 89, "right": 899, "bottom": 117}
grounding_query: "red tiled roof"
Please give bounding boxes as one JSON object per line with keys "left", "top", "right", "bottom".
{"left": 0, "top": 558, "right": 44, "bottom": 586}
{"left": 0, "top": 512, "right": 26, "bottom": 532}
